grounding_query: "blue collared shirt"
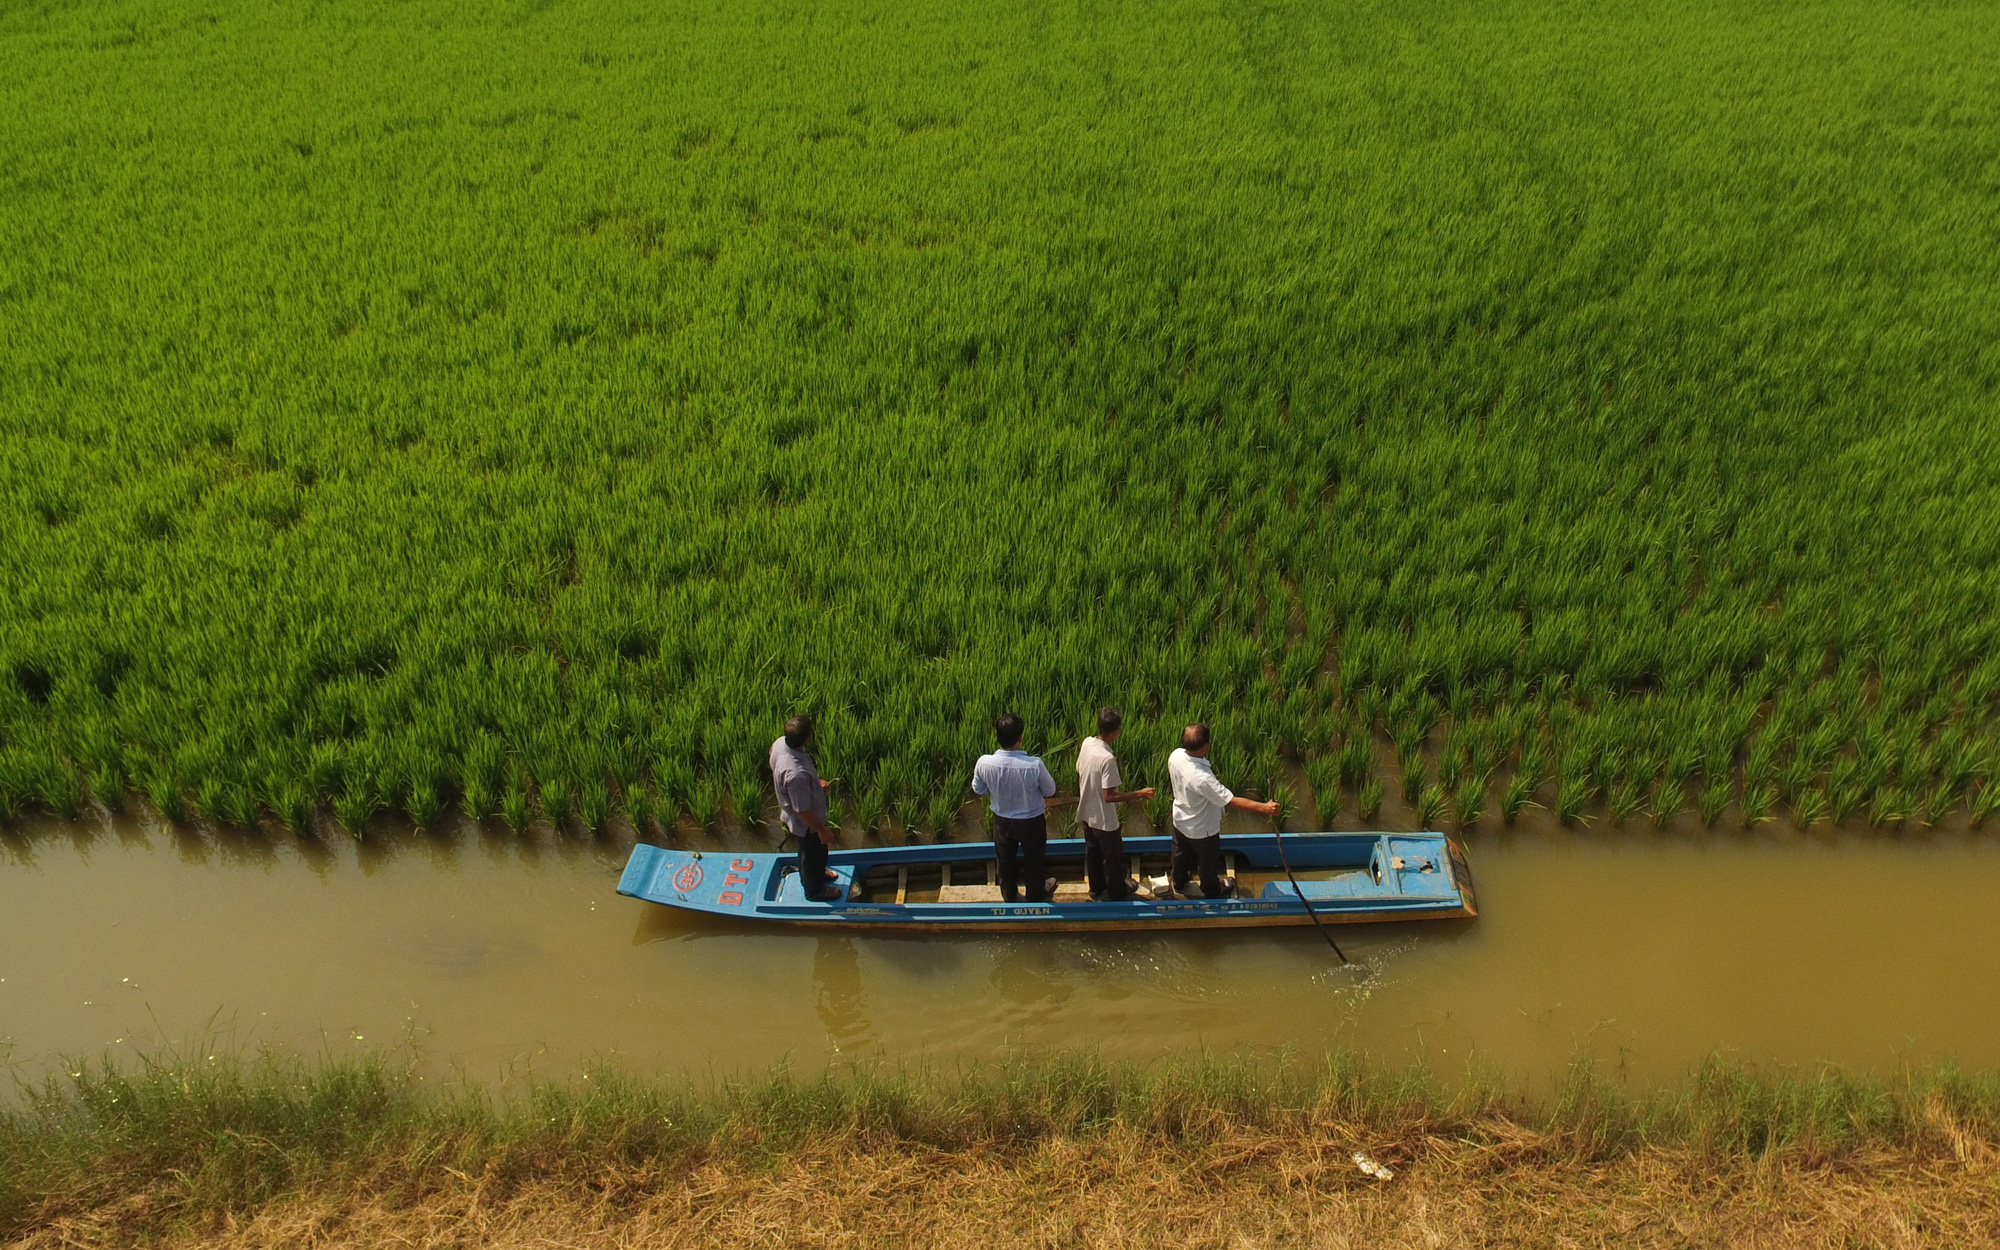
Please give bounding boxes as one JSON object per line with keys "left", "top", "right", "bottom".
{"left": 971, "top": 749, "right": 1058, "bottom": 820}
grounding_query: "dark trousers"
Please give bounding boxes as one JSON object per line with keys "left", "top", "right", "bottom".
{"left": 799, "top": 828, "right": 833, "bottom": 898}
{"left": 993, "top": 813, "right": 1049, "bottom": 903}
{"left": 1084, "top": 824, "right": 1130, "bottom": 900}
{"left": 1172, "top": 829, "right": 1228, "bottom": 899}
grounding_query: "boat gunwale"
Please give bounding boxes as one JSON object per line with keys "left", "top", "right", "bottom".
{"left": 617, "top": 833, "right": 1475, "bottom": 930}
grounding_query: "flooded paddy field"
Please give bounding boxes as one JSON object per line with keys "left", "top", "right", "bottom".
{"left": 6, "top": 813, "right": 1999, "bottom": 1088}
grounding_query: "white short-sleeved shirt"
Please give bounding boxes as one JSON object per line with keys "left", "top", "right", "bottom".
{"left": 1168, "top": 747, "right": 1234, "bottom": 838}
{"left": 1075, "top": 736, "right": 1123, "bottom": 831}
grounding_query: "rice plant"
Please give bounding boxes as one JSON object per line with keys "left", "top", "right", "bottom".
{"left": 690, "top": 776, "right": 724, "bottom": 833}
{"left": 1357, "top": 779, "right": 1385, "bottom": 822}
{"left": 925, "top": 790, "right": 959, "bottom": 840}
{"left": 500, "top": 784, "right": 531, "bottom": 834}
{"left": 1336, "top": 738, "right": 1373, "bottom": 791}
{"left": 1970, "top": 783, "right": 2000, "bottom": 829}
{"left": 1646, "top": 779, "right": 1685, "bottom": 824}
{"left": 407, "top": 781, "right": 443, "bottom": 830}
{"left": 1398, "top": 748, "right": 1427, "bottom": 803}
{"left": 1605, "top": 778, "right": 1643, "bottom": 827}
{"left": 1696, "top": 777, "right": 1733, "bottom": 827}
{"left": 459, "top": 775, "right": 493, "bottom": 822}
{"left": 624, "top": 784, "right": 657, "bottom": 834}
{"left": 1739, "top": 780, "right": 1777, "bottom": 826}
{"left": 89, "top": 762, "right": 124, "bottom": 814}
{"left": 1417, "top": 783, "right": 1447, "bottom": 831}
{"left": 1499, "top": 771, "right": 1536, "bottom": 825}
{"left": 579, "top": 784, "right": 610, "bottom": 835}
{"left": 1912, "top": 781, "right": 1955, "bottom": 828}
{"left": 1868, "top": 786, "right": 1908, "bottom": 829}
{"left": 333, "top": 787, "right": 377, "bottom": 838}
{"left": 1791, "top": 786, "right": 1830, "bottom": 828}
{"left": 540, "top": 778, "right": 573, "bottom": 829}
{"left": 1452, "top": 777, "right": 1486, "bottom": 829}
{"left": 1554, "top": 777, "right": 1594, "bottom": 826}
{"left": 1303, "top": 755, "right": 1337, "bottom": 826}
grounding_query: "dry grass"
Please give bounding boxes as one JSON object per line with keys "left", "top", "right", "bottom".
{"left": 8, "top": 1057, "right": 2000, "bottom": 1248}
{"left": 15, "top": 1129, "right": 2000, "bottom": 1249}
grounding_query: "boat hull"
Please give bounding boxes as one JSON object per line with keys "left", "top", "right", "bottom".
{"left": 617, "top": 832, "right": 1476, "bottom": 933}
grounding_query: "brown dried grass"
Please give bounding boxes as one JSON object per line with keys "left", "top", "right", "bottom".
{"left": 13, "top": 1123, "right": 1999, "bottom": 1249}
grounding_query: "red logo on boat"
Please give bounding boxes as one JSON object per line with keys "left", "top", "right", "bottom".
{"left": 671, "top": 862, "right": 704, "bottom": 893}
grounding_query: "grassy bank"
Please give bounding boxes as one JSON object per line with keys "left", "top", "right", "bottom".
{"left": 6, "top": 1054, "right": 2000, "bottom": 1246}
{"left": 3, "top": 0, "right": 2000, "bottom": 838}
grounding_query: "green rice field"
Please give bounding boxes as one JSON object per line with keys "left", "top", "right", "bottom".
{"left": 2, "top": 0, "right": 1998, "bottom": 836}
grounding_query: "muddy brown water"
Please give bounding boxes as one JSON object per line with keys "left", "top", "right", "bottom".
{"left": 5, "top": 809, "right": 2000, "bottom": 1088}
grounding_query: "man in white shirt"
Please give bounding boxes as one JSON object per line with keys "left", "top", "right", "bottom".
{"left": 1074, "top": 707, "right": 1155, "bottom": 901}
{"left": 970, "top": 713, "right": 1059, "bottom": 904}
{"left": 1167, "top": 723, "right": 1280, "bottom": 899}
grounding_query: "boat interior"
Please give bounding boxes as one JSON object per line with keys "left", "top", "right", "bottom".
{"left": 775, "top": 837, "right": 1448, "bottom": 905}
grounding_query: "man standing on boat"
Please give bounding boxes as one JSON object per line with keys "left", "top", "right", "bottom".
{"left": 971, "top": 713, "right": 1060, "bottom": 904}
{"left": 771, "top": 714, "right": 841, "bottom": 903}
{"left": 1168, "top": 723, "right": 1279, "bottom": 899}
{"left": 1075, "top": 707, "right": 1155, "bottom": 901}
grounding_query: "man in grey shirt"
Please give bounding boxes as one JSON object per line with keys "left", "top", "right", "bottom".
{"left": 770, "top": 714, "right": 840, "bottom": 902}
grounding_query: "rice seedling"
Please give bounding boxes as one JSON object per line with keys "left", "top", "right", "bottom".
{"left": 1500, "top": 771, "right": 1536, "bottom": 825}
{"left": 1271, "top": 781, "right": 1296, "bottom": 830}
{"left": 269, "top": 783, "right": 312, "bottom": 835}
{"left": 1970, "top": 783, "right": 2000, "bottom": 829}
{"left": 1357, "top": 779, "right": 1385, "bottom": 821}
{"left": 1739, "top": 780, "right": 1777, "bottom": 826}
{"left": 1646, "top": 778, "right": 1685, "bottom": 824}
{"left": 1790, "top": 786, "right": 1830, "bottom": 828}
{"left": 1868, "top": 786, "right": 1908, "bottom": 828}
{"left": 1416, "top": 783, "right": 1447, "bottom": 831}
{"left": 194, "top": 777, "right": 230, "bottom": 827}
{"left": 140, "top": 768, "right": 186, "bottom": 825}
{"left": 1336, "top": 738, "right": 1373, "bottom": 791}
{"left": 690, "top": 776, "right": 724, "bottom": 832}
{"left": 925, "top": 790, "right": 959, "bottom": 840}
{"left": 458, "top": 776, "right": 492, "bottom": 822}
{"left": 500, "top": 784, "right": 531, "bottom": 834}
{"left": 1605, "top": 778, "right": 1643, "bottom": 827}
{"left": 406, "top": 781, "right": 442, "bottom": 830}
{"left": 1554, "top": 776, "right": 1594, "bottom": 826}
{"left": 333, "top": 787, "right": 377, "bottom": 838}
{"left": 89, "top": 762, "right": 124, "bottom": 814}
{"left": 578, "top": 784, "right": 609, "bottom": 835}
{"left": 1452, "top": 776, "right": 1485, "bottom": 829}
{"left": 1696, "top": 777, "right": 1732, "bottom": 826}
{"left": 1303, "top": 755, "right": 1337, "bottom": 826}
{"left": 624, "top": 784, "right": 657, "bottom": 834}
{"left": 1398, "top": 746, "right": 1427, "bottom": 803}
{"left": 539, "top": 778, "right": 573, "bottom": 829}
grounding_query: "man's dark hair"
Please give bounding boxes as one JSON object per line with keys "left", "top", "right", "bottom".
{"left": 1182, "top": 723, "right": 1211, "bottom": 751}
{"left": 1096, "top": 707, "right": 1123, "bottom": 737}
{"left": 995, "top": 713, "right": 1025, "bottom": 748}
{"left": 783, "top": 714, "right": 816, "bottom": 748}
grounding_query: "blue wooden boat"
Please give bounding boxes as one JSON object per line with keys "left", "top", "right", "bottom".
{"left": 617, "top": 832, "right": 1476, "bottom": 932}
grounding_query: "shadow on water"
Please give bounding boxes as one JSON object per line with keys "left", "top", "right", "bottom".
{"left": 813, "top": 937, "right": 867, "bottom": 1048}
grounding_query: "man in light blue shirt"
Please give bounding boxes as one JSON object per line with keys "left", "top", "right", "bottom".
{"left": 970, "top": 713, "right": 1059, "bottom": 904}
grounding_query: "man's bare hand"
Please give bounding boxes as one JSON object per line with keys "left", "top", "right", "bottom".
{"left": 1136, "top": 786, "right": 1157, "bottom": 799}
{"left": 1257, "top": 799, "right": 1281, "bottom": 816}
